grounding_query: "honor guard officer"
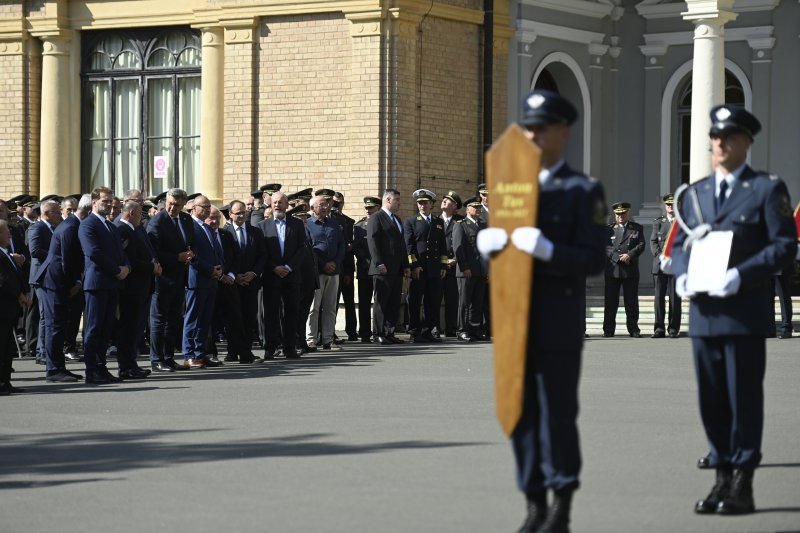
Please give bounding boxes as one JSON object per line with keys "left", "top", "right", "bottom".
{"left": 452, "top": 196, "right": 488, "bottom": 342}
{"left": 353, "top": 197, "right": 381, "bottom": 343}
{"left": 650, "top": 193, "right": 681, "bottom": 338}
{"left": 603, "top": 202, "right": 644, "bottom": 337}
{"left": 672, "top": 105, "right": 797, "bottom": 516}
{"left": 477, "top": 89, "right": 608, "bottom": 533}
{"left": 404, "top": 189, "right": 447, "bottom": 342}
{"left": 439, "top": 191, "right": 464, "bottom": 337}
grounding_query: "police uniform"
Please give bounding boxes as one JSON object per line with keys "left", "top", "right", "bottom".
{"left": 440, "top": 191, "right": 464, "bottom": 337}
{"left": 672, "top": 105, "right": 797, "bottom": 515}
{"left": 353, "top": 197, "right": 380, "bottom": 343}
{"left": 403, "top": 189, "right": 447, "bottom": 342}
{"left": 602, "top": 202, "right": 645, "bottom": 337}
{"left": 451, "top": 197, "right": 487, "bottom": 341}
{"left": 650, "top": 194, "right": 681, "bottom": 338}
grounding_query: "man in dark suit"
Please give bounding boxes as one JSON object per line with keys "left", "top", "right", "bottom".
{"left": 258, "top": 191, "right": 306, "bottom": 358}
{"left": 353, "top": 197, "right": 380, "bottom": 343}
{"left": 452, "top": 196, "right": 488, "bottom": 342}
{"left": 27, "top": 200, "right": 61, "bottom": 363}
{"left": 603, "top": 202, "right": 645, "bottom": 337}
{"left": 116, "top": 202, "right": 159, "bottom": 379}
{"left": 1, "top": 219, "right": 32, "bottom": 395}
{"left": 672, "top": 105, "right": 797, "bottom": 515}
{"left": 182, "top": 195, "right": 223, "bottom": 369}
{"left": 367, "top": 189, "right": 409, "bottom": 344}
{"left": 439, "top": 191, "right": 463, "bottom": 337}
{"left": 332, "top": 192, "right": 357, "bottom": 342}
{"left": 226, "top": 200, "right": 265, "bottom": 355}
{"left": 37, "top": 208, "right": 85, "bottom": 383}
{"left": 147, "top": 188, "right": 194, "bottom": 372}
{"left": 476, "top": 90, "right": 609, "bottom": 532}
{"left": 650, "top": 193, "right": 681, "bottom": 338}
{"left": 78, "top": 187, "right": 130, "bottom": 384}
{"left": 403, "top": 189, "right": 447, "bottom": 343}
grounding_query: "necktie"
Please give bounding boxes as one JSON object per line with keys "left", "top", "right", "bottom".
{"left": 105, "top": 220, "right": 115, "bottom": 233}
{"left": 173, "top": 217, "right": 186, "bottom": 245}
{"left": 276, "top": 219, "right": 286, "bottom": 256}
{"left": 209, "top": 227, "right": 224, "bottom": 264}
{"left": 392, "top": 214, "right": 402, "bottom": 233}
{"left": 236, "top": 225, "right": 245, "bottom": 249}
{"left": 717, "top": 180, "right": 729, "bottom": 213}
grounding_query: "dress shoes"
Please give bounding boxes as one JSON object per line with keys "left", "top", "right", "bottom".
{"left": 697, "top": 454, "right": 712, "bottom": 469}
{"left": 347, "top": 335, "right": 360, "bottom": 342}
{"left": 422, "top": 331, "right": 442, "bottom": 343}
{"left": 118, "top": 368, "right": 147, "bottom": 380}
{"left": 518, "top": 492, "right": 547, "bottom": 533}
{"left": 151, "top": 361, "right": 175, "bottom": 373}
{"left": 165, "top": 359, "right": 186, "bottom": 371}
{"left": 239, "top": 355, "right": 264, "bottom": 364}
{"left": 629, "top": 332, "right": 642, "bottom": 338}
{"left": 183, "top": 358, "right": 206, "bottom": 370}
{"left": 457, "top": 332, "right": 474, "bottom": 343}
{"left": 85, "top": 368, "right": 121, "bottom": 384}
{"left": 46, "top": 370, "right": 80, "bottom": 383}
{"left": 695, "top": 467, "right": 732, "bottom": 514}
{"left": 374, "top": 336, "right": 393, "bottom": 346}
{"left": 668, "top": 331, "right": 680, "bottom": 338}
{"left": 602, "top": 332, "right": 614, "bottom": 338}
{"left": 387, "top": 336, "right": 405, "bottom": 344}
{"left": 0, "top": 382, "right": 25, "bottom": 395}
{"left": 409, "top": 335, "right": 427, "bottom": 344}
{"left": 651, "top": 331, "right": 666, "bottom": 339}
{"left": 716, "top": 468, "right": 755, "bottom": 515}
{"left": 360, "top": 338, "right": 372, "bottom": 344}
{"left": 206, "top": 356, "right": 223, "bottom": 367}
{"left": 285, "top": 349, "right": 302, "bottom": 359}
{"left": 224, "top": 354, "right": 239, "bottom": 362}
{"left": 444, "top": 331, "right": 457, "bottom": 338}
{"left": 778, "top": 331, "right": 793, "bottom": 339}
{"left": 472, "top": 333, "right": 489, "bottom": 342}
{"left": 64, "top": 351, "right": 84, "bottom": 362}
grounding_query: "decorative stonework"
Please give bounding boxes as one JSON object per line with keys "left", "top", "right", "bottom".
{"left": 0, "top": 40, "right": 24, "bottom": 56}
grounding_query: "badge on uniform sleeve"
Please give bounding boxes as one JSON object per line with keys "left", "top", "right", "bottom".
{"left": 593, "top": 197, "right": 607, "bottom": 225}
{"left": 778, "top": 193, "right": 793, "bottom": 218}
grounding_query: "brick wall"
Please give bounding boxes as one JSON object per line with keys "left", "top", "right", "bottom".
{"left": 0, "top": 51, "right": 26, "bottom": 198}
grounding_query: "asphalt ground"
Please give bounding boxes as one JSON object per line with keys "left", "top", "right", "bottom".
{"left": 1, "top": 335, "right": 799, "bottom": 533}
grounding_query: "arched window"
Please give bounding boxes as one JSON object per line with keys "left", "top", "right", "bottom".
{"left": 676, "top": 70, "right": 745, "bottom": 183}
{"left": 82, "top": 28, "right": 201, "bottom": 195}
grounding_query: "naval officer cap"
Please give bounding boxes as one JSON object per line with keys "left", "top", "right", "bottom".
{"left": 612, "top": 202, "right": 631, "bottom": 214}
{"left": 413, "top": 189, "right": 436, "bottom": 203}
{"left": 314, "top": 188, "right": 335, "bottom": 200}
{"left": 520, "top": 89, "right": 578, "bottom": 127}
{"left": 662, "top": 193, "right": 674, "bottom": 205}
{"left": 709, "top": 105, "right": 761, "bottom": 139}
{"left": 363, "top": 196, "right": 381, "bottom": 208}
{"left": 477, "top": 183, "right": 489, "bottom": 196}
{"left": 443, "top": 190, "right": 462, "bottom": 209}
{"left": 260, "top": 183, "right": 282, "bottom": 194}
{"left": 464, "top": 196, "right": 482, "bottom": 208}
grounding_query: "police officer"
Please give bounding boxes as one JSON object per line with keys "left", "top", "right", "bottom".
{"left": 403, "top": 189, "right": 447, "bottom": 343}
{"left": 672, "top": 105, "right": 797, "bottom": 515}
{"left": 439, "top": 191, "right": 464, "bottom": 337}
{"left": 477, "top": 89, "right": 608, "bottom": 532}
{"left": 353, "top": 197, "right": 380, "bottom": 343}
{"left": 603, "top": 202, "right": 644, "bottom": 337}
{"left": 650, "top": 193, "right": 681, "bottom": 338}
{"left": 452, "top": 196, "right": 487, "bottom": 342}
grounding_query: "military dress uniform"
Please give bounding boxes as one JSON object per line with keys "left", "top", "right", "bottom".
{"left": 603, "top": 203, "right": 645, "bottom": 337}
{"left": 452, "top": 197, "right": 487, "bottom": 341}
{"left": 672, "top": 105, "right": 797, "bottom": 516}
{"left": 440, "top": 191, "right": 464, "bottom": 337}
{"left": 353, "top": 197, "right": 380, "bottom": 343}
{"left": 403, "top": 189, "right": 447, "bottom": 342}
{"left": 650, "top": 194, "right": 681, "bottom": 338}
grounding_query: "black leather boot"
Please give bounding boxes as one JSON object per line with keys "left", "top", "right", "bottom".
{"left": 536, "top": 488, "right": 572, "bottom": 533}
{"left": 518, "top": 492, "right": 547, "bottom": 533}
{"left": 695, "top": 466, "right": 732, "bottom": 513}
{"left": 716, "top": 468, "right": 755, "bottom": 515}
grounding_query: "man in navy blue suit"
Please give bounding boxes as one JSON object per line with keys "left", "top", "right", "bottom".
{"left": 27, "top": 200, "right": 61, "bottom": 364}
{"left": 672, "top": 106, "right": 797, "bottom": 516}
{"left": 37, "top": 208, "right": 85, "bottom": 383}
{"left": 78, "top": 187, "right": 130, "bottom": 384}
{"left": 182, "top": 194, "right": 223, "bottom": 369}
{"left": 147, "top": 188, "right": 194, "bottom": 372}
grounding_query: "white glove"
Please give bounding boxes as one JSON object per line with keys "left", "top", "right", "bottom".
{"left": 675, "top": 273, "right": 695, "bottom": 298}
{"left": 476, "top": 228, "right": 508, "bottom": 259}
{"left": 659, "top": 255, "right": 673, "bottom": 275}
{"left": 708, "top": 268, "right": 741, "bottom": 298}
{"left": 511, "top": 227, "right": 554, "bottom": 261}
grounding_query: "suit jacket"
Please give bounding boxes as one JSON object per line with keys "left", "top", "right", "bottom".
{"left": 0, "top": 249, "right": 28, "bottom": 321}
{"left": 37, "top": 215, "right": 83, "bottom": 292}
{"left": 605, "top": 220, "right": 645, "bottom": 278}
{"left": 442, "top": 214, "right": 464, "bottom": 278}
{"left": 258, "top": 216, "right": 306, "bottom": 286}
{"left": 403, "top": 213, "right": 447, "bottom": 278}
{"left": 218, "top": 227, "right": 240, "bottom": 280}
{"left": 333, "top": 213, "right": 356, "bottom": 275}
{"left": 187, "top": 219, "right": 223, "bottom": 290}
{"left": 27, "top": 220, "right": 54, "bottom": 285}
{"left": 78, "top": 213, "right": 128, "bottom": 291}
{"left": 530, "top": 164, "right": 608, "bottom": 351}
{"left": 116, "top": 220, "right": 156, "bottom": 295}
{"left": 650, "top": 216, "right": 674, "bottom": 275}
{"left": 8, "top": 223, "right": 30, "bottom": 283}
{"left": 452, "top": 217, "right": 487, "bottom": 277}
{"left": 225, "top": 222, "right": 265, "bottom": 288}
{"left": 672, "top": 166, "right": 798, "bottom": 336}
{"left": 146, "top": 210, "right": 195, "bottom": 286}
{"left": 367, "top": 209, "right": 408, "bottom": 276}
{"left": 353, "top": 216, "right": 371, "bottom": 275}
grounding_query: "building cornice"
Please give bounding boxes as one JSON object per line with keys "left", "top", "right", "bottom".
{"left": 517, "top": 19, "right": 606, "bottom": 46}
{"left": 640, "top": 25, "right": 774, "bottom": 55}
{"left": 636, "top": 0, "right": 779, "bottom": 20}
{"left": 519, "top": 0, "right": 614, "bottom": 19}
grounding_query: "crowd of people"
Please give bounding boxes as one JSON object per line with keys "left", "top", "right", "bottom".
{"left": 0, "top": 183, "right": 494, "bottom": 393}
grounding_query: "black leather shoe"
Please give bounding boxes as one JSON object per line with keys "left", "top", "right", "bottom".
{"left": 444, "top": 331, "right": 457, "bottom": 338}
{"left": 64, "top": 351, "right": 84, "bottom": 362}
{"left": 518, "top": 492, "right": 547, "bottom": 533}
{"left": 472, "top": 333, "right": 489, "bottom": 342}
{"left": 285, "top": 350, "right": 302, "bottom": 359}
{"left": 151, "top": 361, "right": 175, "bottom": 373}
{"left": 778, "top": 331, "right": 793, "bottom": 339}
{"left": 85, "top": 370, "right": 114, "bottom": 385}
{"left": 0, "top": 383, "right": 10, "bottom": 396}
{"left": 651, "top": 331, "right": 666, "bottom": 338}
{"left": 360, "top": 338, "right": 372, "bottom": 344}
{"left": 203, "top": 357, "right": 223, "bottom": 367}
{"left": 695, "top": 467, "right": 732, "bottom": 514}
{"left": 630, "top": 332, "right": 642, "bottom": 338}
{"left": 409, "top": 335, "right": 426, "bottom": 344}
{"left": 347, "top": 335, "right": 360, "bottom": 342}
{"left": 387, "top": 336, "right": 405, "bottom": 344}
{"left": 457, "top": 332, "right": 474, "bottom": 343}
{"left": 98, "top": 367, "right": 122, "bottom": 383}
{"left": 537, "top": 488, "right": 573, "bottom": 533}
{"left": 223, "top": 354, "right": 238, "bottom": 362}
{"left": 132, "top": 366, "right": 151, "bottom": 377}
{"left": 375, "top": 336, "right": 392, "bottom": 346}
{"left": 46, "top": 370, "right": 80, "bottom": 383}
{"left": 64, "top": 369, "right": 84, "bottom": 380}
{"left": 602, "top": 332, "right": 614, "bottom": 338}
{"left": 716, "top": 468, "right": 755, "bottom": 515}
{"left": 239, "top": 355, "right": 264, "bottom": 364}
{"left": 165, "top": 359, "right": 186, "bottom": 371}
{"left": 119, "top": 368, "right": 146, "bottom": 380}
{"left": 668, "top": 331, "right": 680, "bottom": 338}
{"left": 697, "top": 454, "right": 712, "bottom": 469}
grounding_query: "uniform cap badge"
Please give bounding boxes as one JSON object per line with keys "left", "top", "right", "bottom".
{"left": 527, "top": 94, "right": 546, "bottom": 109}
{"left": 715, "top": 107, "right": 732, "bottom": 121}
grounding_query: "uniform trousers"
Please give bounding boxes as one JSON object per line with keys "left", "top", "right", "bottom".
{"left": 356, "top": 273, "right": 373, "bottom": 340}
{"left": 407, "top": 275, "right": 442, "bottom": 336}
{"left": 457, "top": 276, "right": 486, "bottom": 335}
{"left": 40, "top": 288, "right": 71, "bottom": 372}
{"left": 183, "top": 287, "right": 217, "bottom": 360}
{"left": 83, "top": 289, "right": 119, "bottom": 370}
{"left": 149, "top": 282, "right": 184, "bottom": 363}
{"left": 308, "top": 274, "right": 339, "bottom": 345}
{"left": 511, "top": 349, "right": 582, "bottom": 493}
{"left": 653, "top": 273, "right": 681, "bottom": 334}
{"left": 692, "top": 336, "right": 765, "bottom": 469}
{"left": 603, "top": 277, "right": 640, "bottom": 335}
{"left": 440, "top": 274, "right": 459, "bottom": 335}
{"left": 372, "top": 273, "right": 402, "bottom": 337}
{"left": 116, "top": 287, "right": 150, "bottom": 371}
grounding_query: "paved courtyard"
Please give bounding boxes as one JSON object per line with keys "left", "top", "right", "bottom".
{"left": 2, "top": 335, "right": 799, "bottom": 533}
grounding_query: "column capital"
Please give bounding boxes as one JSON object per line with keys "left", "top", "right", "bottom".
{"left": 223, "top": 17, "right": 259, "bottom": 44}
{"left": 200, "top": 26, "right": 224, "bottom": 49}
{"left": 40, "top": 31, "right": 73, "bottom": 56}
{"left": 345, "top": 11, "right": 384, "bottom": 38}
{"left": 681, "top": 0, "right": 738, "bottom": 27}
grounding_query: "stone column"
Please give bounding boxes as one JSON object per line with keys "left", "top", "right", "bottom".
{"left": 682, "top": 1, "right": 736, "bottom": 183}
{"left": 199, "top": 27, "right": 224, "bottom": 203}
{"left": 39, "top": 32, "right": 73, "bottom": 196}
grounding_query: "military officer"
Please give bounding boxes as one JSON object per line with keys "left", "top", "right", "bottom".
{"left": 650, "top": 193, "right": 681, "bottom": 338}
{"left": 452, "top": 196, "right": 487, "bottom": 342}
{"left": 403, "top": 189, "right": 447, "bottom": 343}
{"left": 353, "top": 197, "right": 381, "bottom": 343}
{"left": 603, "top": 202, "right": 645, "bottom": 337}
{"left": 439, "top": 191, "right": 464, "bottom": 337}
{"left": 672, "top": 105, "right": 797, "bottom": 516}
{"left": 476, "top": 89, "right": 608, "bottom": 532}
